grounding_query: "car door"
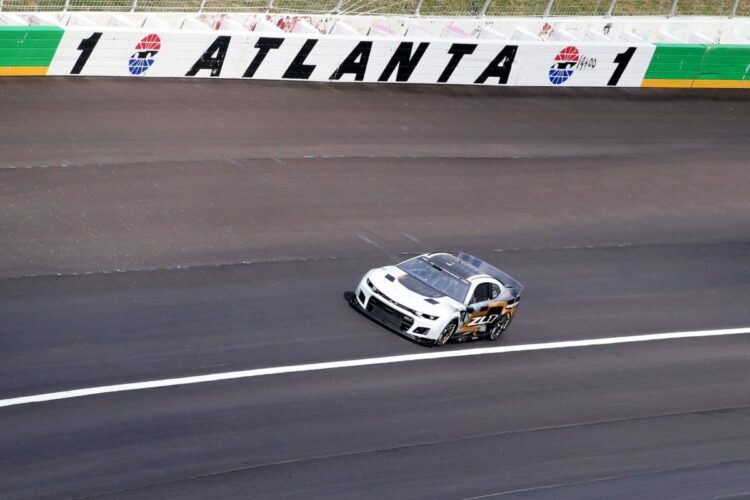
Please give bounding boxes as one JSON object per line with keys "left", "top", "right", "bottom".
{"left": 458, "top": 281, "right": 502, "bottom": 334}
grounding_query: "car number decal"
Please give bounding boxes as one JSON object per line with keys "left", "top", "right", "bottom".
{"left": 467, "top": 314, "right": 499, "bottom": 327}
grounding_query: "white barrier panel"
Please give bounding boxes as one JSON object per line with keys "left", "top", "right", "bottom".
{"left": 47, "top": 28, "right": 654, "bottom": 87}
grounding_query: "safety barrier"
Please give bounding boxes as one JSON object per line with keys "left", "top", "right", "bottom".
{"left": 643, "top": 44, "right": 750, "bottom": 87}
{"left": 0, "top": 26, "right": 63, "bottom": 75}
{"left": 0, "top": 14, "right": 748, "bottom": 87}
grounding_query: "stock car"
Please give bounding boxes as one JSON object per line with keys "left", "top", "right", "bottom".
{"left": 351, "top": 252, "right": 523, "bottom": 346}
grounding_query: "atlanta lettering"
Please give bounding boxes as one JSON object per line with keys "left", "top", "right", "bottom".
{"left": 185, "top": 36, "right": 519, "bottom": 85}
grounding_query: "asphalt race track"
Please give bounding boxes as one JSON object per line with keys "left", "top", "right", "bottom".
{"left": 1, "top": 79, "right": 749, "bottom": 499}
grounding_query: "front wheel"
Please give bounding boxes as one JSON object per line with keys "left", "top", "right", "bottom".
{"left": 435, "top": 320, "right": 458, "bottom": 346}
{"left": 487, "top": 314, "right": 512, "bottom": 341}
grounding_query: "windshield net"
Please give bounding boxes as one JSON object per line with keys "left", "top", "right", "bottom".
{"left": 398, "top": 257, "right": 469, "bottom": 303}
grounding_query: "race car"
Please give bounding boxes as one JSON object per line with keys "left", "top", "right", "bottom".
{"left": 351, "top": 252, "right": 523, "bottom": 346}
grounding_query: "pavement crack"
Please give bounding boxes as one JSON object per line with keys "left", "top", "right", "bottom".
{"left": 2, "top": 150, "right": 710, "bottom": 172}
{"left": 461, "top": 457, "right": 750, "bottom": 499}
{"left": 492, "top": 236, "right": 750, "bottom": 253}
{"left": 0, "top": 255, "right": 342, "bottom": 282}
{"left": 75, "top": 403, "right": 750, "bottom": 499}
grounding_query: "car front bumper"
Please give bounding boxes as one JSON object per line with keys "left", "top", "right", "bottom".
{"left": 352, "top": 275, "right": 444, "bottom": 343}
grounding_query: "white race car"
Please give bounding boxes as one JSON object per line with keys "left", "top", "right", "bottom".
{"left": 351, "top": 252, "right": 523, "bottom": 346}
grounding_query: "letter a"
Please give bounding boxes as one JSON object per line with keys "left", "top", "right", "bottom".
{"left": 186, "top": 36, "right": 231, "bottom": 77}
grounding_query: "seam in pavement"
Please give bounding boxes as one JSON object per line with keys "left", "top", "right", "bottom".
{"left": 462, "top": 456, "right": 750, "bottom": 499}
{"left": 3, "top": 236, "right": 748, "bottom": 282}
{"left": 75, "top": 403, "right": 750, "bottom": 499}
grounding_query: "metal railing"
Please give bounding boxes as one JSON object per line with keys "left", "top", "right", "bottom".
{"left": 0, "top": 0, "right": 745, "bottom": 17}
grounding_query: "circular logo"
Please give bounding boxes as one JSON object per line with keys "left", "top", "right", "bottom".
{"left": 549, "top": 46, "right": 579, "bottom": 85}
{"left": 129, "top": 34, "right": 161, "bottom": 76}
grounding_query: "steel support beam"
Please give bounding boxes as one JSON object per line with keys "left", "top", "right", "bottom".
{"left": 668, "top": 0, "right": 679, "bottom": 17}
{"left": 730, "top": 0, "right": 740, "bottom": 17}
{"left": 479, "top": 0, "right": 492, "bottom": 17}
{"left": 414, "top": 0, "right": 424, "bottom": 16}
{"left": 605, "top": 0, "right": 617, "bottom": 17}
{"left": 543, "top": 0, "right": 555, "bottom": 17}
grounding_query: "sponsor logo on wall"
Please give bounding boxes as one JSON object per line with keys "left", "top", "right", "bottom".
{"left": 549, "top": 46, "right": 579, "bottom": 84}
{"left": 549, "top": 46, "right": 598, "bottom": 85}
{"left": 129, "top": 34, "right": 161, "bottom": 76}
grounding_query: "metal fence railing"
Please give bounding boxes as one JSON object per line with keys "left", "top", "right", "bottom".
{"left": 0, "top": 0, "right": 746, "bottom": 17}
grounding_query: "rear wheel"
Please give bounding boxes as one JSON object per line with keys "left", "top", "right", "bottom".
{"left": 488, "top": 314, "right": 511, "bottom": 341}
{"left": 435, "top": 320, "right": 457, "bottom": 346}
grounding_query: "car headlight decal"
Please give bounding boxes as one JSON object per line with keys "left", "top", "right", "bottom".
{"left": 367, "top": 277, "right": 438, "bottom": 320}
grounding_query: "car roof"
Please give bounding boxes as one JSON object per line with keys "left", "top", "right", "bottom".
{"left": 425, "top": 253, "right": 491, "bottom": 281}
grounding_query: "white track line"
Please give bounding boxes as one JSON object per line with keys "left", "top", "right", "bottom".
{"left": 2, "top": 327, "right": 750, "bottom": 409}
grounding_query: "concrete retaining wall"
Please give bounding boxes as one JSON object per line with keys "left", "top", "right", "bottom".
{"left": 0, "top": 13, "right": 748, "bottom": 87}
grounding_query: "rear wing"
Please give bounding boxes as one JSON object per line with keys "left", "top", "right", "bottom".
{"left": 457, "top": 252, "right": 524, "bottom": 297}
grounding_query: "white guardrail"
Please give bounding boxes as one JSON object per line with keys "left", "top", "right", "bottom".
{"left": 1, "top": 13, "right": 749, "bottom": 87}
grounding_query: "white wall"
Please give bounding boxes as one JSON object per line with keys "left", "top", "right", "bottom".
{"left": 47, "top": 28, "right": 654, "bottom": 87}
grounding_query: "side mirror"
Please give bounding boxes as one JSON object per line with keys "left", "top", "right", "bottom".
{"left": 465, "top": 306, "right": 475, "bottom": 314}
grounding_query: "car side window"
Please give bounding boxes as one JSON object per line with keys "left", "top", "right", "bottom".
{"left": 490, "top": 283, "right": 501, "bottom": 299}
{"left": 471, "top": 283, "right": 492, "bottom": 304}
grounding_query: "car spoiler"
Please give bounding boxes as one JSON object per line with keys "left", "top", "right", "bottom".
{"left": 457, "top": 252, "right": 524, "bottom": 297}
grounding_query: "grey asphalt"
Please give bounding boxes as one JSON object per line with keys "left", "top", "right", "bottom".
{"left": 0, "top": 79, "right": 749, "bottom": 499}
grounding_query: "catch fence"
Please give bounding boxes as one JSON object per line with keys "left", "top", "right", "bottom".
{"left": 0, "top": 0, "right": 745, "bottom": 17}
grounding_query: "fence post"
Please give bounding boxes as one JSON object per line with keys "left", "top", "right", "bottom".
{"left": 130, "top": 0, "right": 137, "bottom": 12}
{"left": 64, "top": 0, "right": 71, "bottom": 11}
{"left": 414, "top": 0, "right": 424, "bottom": 16}
{"left": 543, "top": 0, "right": 555, "bottom": 17}
{"left": 266, "top": 0, "right": 274, "bottom": 12}
{"left": 668, "top": 0, "right": 678, "bottom": 17}
{"left": 479, "top": 0, "right": 492, "bottom": 17}
{"left": 730, "top": 0, "right": 739, "bottom": 17}
{"left": 605, "top": 0, "right": 616, "bottom": 17}
{"left": 0, "top": 0, "right": 3, "bottom": 12}
{"left": 333, "top": 0, "right": 345, "bottom": 14}
{"left": 199, "top": 0, "right": 207, "bottom": 13}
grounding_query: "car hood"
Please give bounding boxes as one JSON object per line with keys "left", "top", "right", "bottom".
{"left": 368, "top": 266, "right": 465, "bottom": 315}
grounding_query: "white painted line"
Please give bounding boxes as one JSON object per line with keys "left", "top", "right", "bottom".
{"left": 2, "top": 327, "right": 749, "bottom": 409}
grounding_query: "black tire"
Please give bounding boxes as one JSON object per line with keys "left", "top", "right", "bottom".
{"left": 487, "top": 314, "right": 511, "bottom": 341}
{"left": 435, "top": 320, "right": 458, "bottom": 346}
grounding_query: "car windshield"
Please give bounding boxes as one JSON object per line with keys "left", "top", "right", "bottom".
{"left": 398, "top": 256, "right": 470, "bottom": 303}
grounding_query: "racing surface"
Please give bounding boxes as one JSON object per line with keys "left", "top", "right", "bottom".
{"left": 1, "top": 79, "right": 749, "bottom": 498}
